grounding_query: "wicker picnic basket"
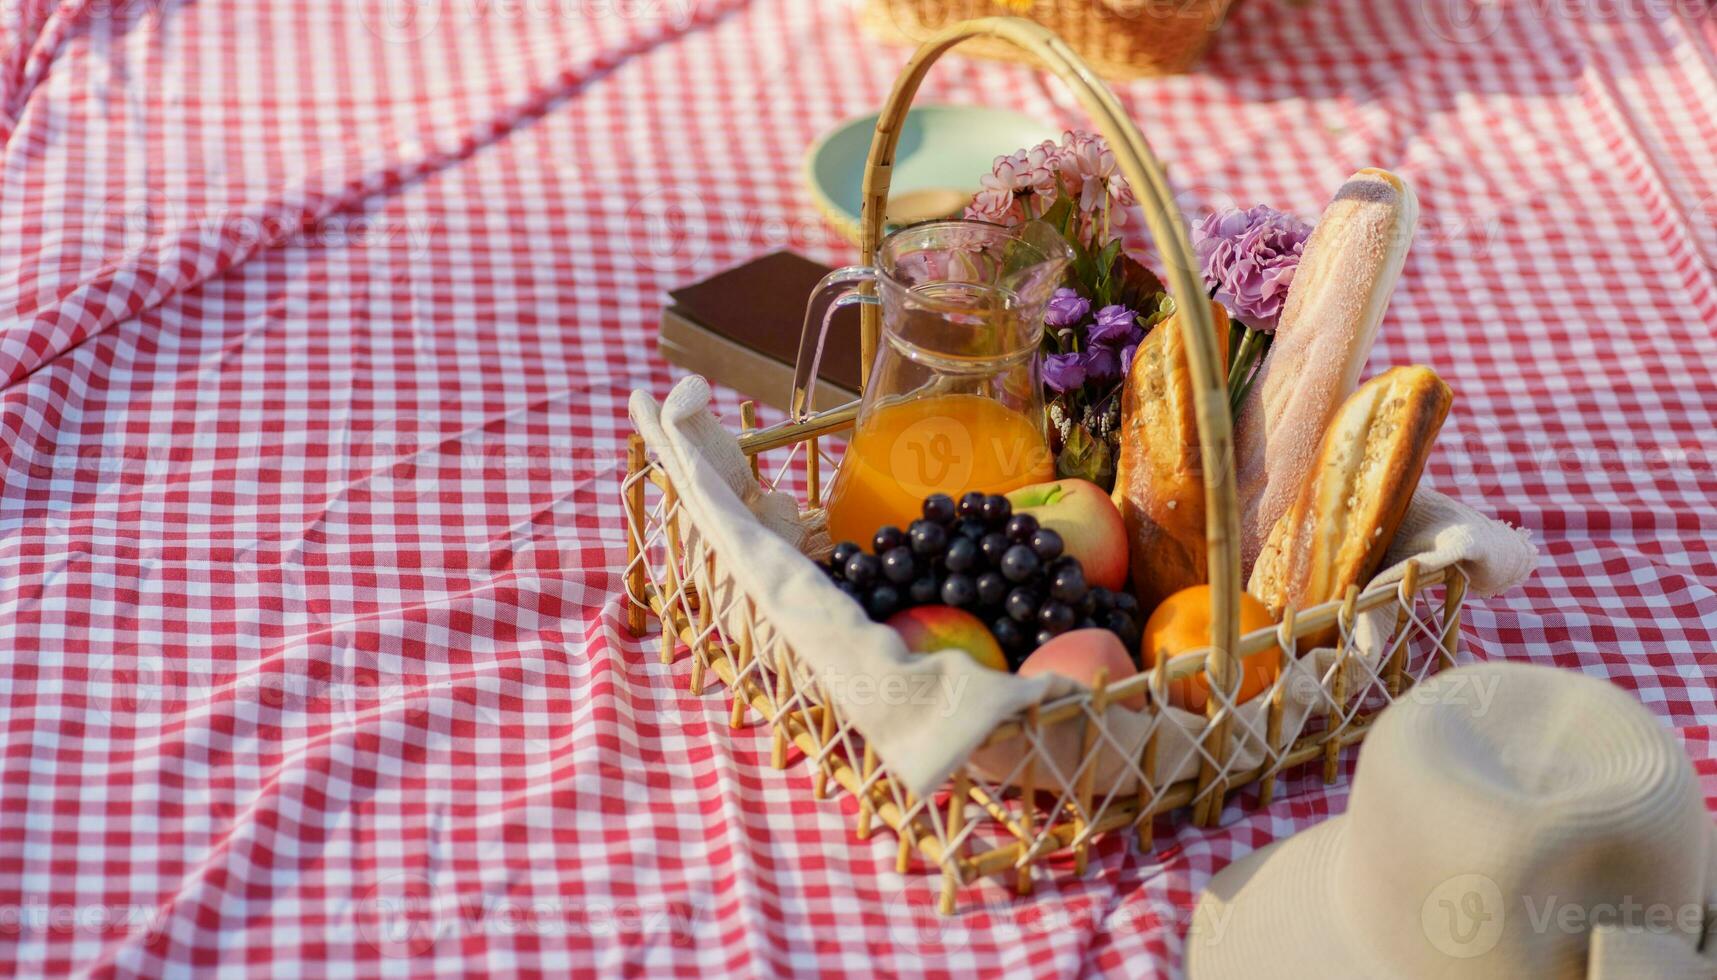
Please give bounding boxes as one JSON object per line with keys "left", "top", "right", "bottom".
{"left": 860, "top": 0, "right": 1234, "bottom": 77}
{"left": 621, "top": 17, "right": 1467, "bottom": 913}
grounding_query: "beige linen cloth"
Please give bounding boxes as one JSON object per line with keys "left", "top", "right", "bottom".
{"left": 630, "top": 377, "right": 1537, "bottom": 800}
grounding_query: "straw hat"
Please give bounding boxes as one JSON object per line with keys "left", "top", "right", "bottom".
{"left": 1186, "top": 662, "right": 1717, "bottom": 978}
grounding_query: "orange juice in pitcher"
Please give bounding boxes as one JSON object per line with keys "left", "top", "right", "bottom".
{"left": 825, "top": 393, "right": 1053, "bottom": 547}
{"left": 793, "top": 220, "right": 1072, "bottom": 548}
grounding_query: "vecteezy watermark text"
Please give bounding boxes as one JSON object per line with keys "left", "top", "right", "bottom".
{"left": 360, "top": 0, "right": 701, "bottom": 43}
{"left": 353, "top": 874, "right": 710, "bottom": 956}
{"left": 104, "top": 197, "right": 437, "bottom": 257}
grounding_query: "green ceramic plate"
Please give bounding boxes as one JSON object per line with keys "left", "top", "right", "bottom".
{"left": 804, "top": 104, "right": 1059, "bottom": 244}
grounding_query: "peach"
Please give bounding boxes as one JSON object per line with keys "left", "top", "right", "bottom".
{"left": 1005, "top": 479, "right": 1128, "bottom": 591}
{"left": 1017, "top": 629, "right": 1145, "bottom": 709}
{"left": 885, "top": 606, "right": 1008, "bottom": 672}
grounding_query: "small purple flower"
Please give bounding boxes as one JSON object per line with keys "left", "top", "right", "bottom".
{"left": 1042, "top": 352, "right": 1086, "bottom": 394}
{"left": 1119, "top": 342, "right": 1139, "bottom": 375}
{"left": 1044, "top": 288, "right": 1090, "bottom": 329}
{"left": 1193, "top": 205, "right": 1311, "bottom": 332}
{"left": 1087, "top": 304, "right": 1137, "bottom": 345}
{"left": 1081, "top": 344, "right": 1122, "bottom": 383}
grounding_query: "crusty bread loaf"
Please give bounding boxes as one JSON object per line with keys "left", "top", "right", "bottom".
{"left": 1248, "top": 366, "right": 1452, "bottom": 643}
{"left": 1234, "top": 169, "right": 1419, "bottom": 572}
{"left": 1111, "top": 300, "right": 1230, "bottom": 618}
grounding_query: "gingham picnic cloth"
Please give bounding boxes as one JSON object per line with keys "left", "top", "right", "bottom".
{"left": 0, "top": 0, "right": 1714, "bottom": 974}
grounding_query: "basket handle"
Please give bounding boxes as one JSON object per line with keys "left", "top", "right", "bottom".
{"left": 856, "top": 17, "right": 1242, "bottom": 770}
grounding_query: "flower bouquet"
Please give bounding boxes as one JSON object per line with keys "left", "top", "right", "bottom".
{"left": 964, "top": 132, "right": 1311, "bottom": 491}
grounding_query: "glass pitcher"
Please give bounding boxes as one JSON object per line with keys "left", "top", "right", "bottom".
{"left": 793, "top": 220, "right": 1073, "bottom": 548}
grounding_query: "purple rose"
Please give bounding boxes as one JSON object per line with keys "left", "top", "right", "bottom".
{"left": 1193, "top": 205, "right": 1311, "bottom": 332}
{"left": 1044, "top": 288, "right": 1090, "bottom": 329}
{"left": 1087, "top": 304, "right": 1137, "bottom": 345}
{"left": 1042, "top": 352, "right": 1086, "bottom": 393}
{"left": 1081, "top": 344, "right": 1122, "bottom": 383}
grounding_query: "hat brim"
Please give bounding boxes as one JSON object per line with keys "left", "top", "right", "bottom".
{"left": 1185, "top": 815, "right": 1388, "bottom": 979}
{"left": 1187, "top": 820, "right": 1717, "bottom": 979}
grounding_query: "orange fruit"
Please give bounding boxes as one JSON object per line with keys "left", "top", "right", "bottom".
{"left": 1139, "top": 585, "right": 1277, "bottom": 712}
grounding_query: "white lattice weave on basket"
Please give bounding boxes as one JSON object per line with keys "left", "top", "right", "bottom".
{"left": 620, "top": 401, "right": 1469, "bottom": 914}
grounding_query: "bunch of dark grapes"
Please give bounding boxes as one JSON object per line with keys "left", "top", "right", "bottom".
{"left": 822, "top": 492, "right": 1143, "bottom": 668}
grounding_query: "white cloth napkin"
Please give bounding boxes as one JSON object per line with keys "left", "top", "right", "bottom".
{"left": 973, "top": 481, "right": 1540, "bottom": 796}
{"left": 1367, "top": 486, "right": 1537, "bottom": 598}
{"left": 631, "top": 378, "right": 1057, "bottom": 797}
{"left": 1348, "top": 486, "right": 1536, "bottom": 660}
{"left": 629, "top": 377, "right": 1538, "bottom": 799}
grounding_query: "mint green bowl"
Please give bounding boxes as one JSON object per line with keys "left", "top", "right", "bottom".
{"left": 804, "top": 104, "right": 1060, "bottom": 244}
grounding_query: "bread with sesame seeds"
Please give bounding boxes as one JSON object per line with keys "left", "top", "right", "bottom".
{"left": 1247, "top": 365, "right": 1451, "bottom": 645}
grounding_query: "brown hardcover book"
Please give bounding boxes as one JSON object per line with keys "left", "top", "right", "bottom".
{"left": 661, "top": 251, "right": 862, "bottom": 413}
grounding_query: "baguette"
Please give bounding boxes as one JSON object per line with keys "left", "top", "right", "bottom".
{"left": 1235, "top": 169, "right": 1419, "bottom": 571}
{"left": 1111, "top": 299, "right": 1230, "bottom": 617}
{"left": 1248, "top": 366, "right": 1452, "bottom": 644}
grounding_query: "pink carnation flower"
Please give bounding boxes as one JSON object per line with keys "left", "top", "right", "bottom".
{"left": 1059, "top": 130, "right": 1133, "bottom": 224}
{"left": 964, "top": 187, "right": 1021, "bottom": 225}
{"left": 960, "top": 131, "right": 1137, "bottom": 234}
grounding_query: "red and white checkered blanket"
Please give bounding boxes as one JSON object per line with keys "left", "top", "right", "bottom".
{"left": 1, "top": 0, "right": 1714, "bottom": 974}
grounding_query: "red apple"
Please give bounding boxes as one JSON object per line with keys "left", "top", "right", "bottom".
{"left": 885, "top": 606, "right": 1008, "bottom": 672}
{"left": 1005, "top": 479, "right": 1128, "bottom": 591}
{"left": 1017, "top": 629, "right": 1144, "bottom": 709}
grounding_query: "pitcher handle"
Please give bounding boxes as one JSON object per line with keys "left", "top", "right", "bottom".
{"left": 792, "top": 266, "right": 878, "bottom": 423}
